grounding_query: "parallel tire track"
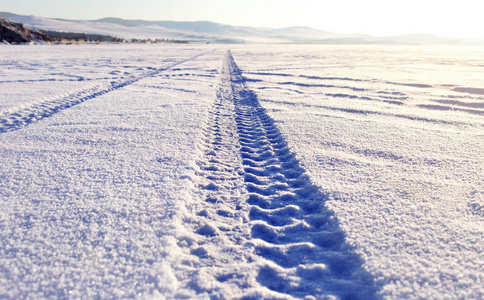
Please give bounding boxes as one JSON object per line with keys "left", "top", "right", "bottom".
{"left": 0, "top": 52, "right": 208, "bottom": 133}
{"left": 185, "top": 52, "right": 252, "bottom": 297}
{"left": 191, "top": 51, "right": 377, "bottom": 299}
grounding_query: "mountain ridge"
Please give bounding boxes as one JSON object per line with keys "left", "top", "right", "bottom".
{"left": 0, "top": 12, "right": 482, "bottom": 45}
{"left": 0, "top": 17, "right": 51, "bottom": 43}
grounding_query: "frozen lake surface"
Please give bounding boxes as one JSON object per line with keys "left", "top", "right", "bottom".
{"left": 0, "top": 44, "right": 483, "bottom": 299}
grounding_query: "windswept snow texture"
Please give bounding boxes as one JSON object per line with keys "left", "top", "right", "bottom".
{"left": 0, "top": 44, "right": 221, "bottom": 298}
{"left": 0, "top": 44, "right": 483, "bottom": 299}
{"left": 178, "top": 51, "right": 376, "bottom": 299}
{"left": 233, "top": 45, "right": 484, "bottom": 299}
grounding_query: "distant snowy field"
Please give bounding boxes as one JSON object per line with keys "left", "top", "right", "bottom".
{"left": 0, "top": 44, "right": 483, "bottom": 299}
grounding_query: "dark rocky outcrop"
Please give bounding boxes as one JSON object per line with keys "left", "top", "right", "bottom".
{"left": 0, "top": 18, "right": 51, "bottom": 43}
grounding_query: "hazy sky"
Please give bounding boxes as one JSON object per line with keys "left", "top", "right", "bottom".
{"left": 1, "top": 0, "right": 484, "bottom": 38}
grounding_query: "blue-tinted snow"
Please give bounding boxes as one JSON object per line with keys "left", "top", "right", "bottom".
{"left": 0, "top": 44, "right": 483, "bottom": 299}
{"left": 0, "top": 45, "right": 220, "bottom": 298}
{"left": 232, "top": 44, "right": 484, "bottom": 299}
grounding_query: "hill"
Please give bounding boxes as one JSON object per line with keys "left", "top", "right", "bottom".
{"left": 0, "top": 12, "right": 482, "bottom": 45}
{"left": 0, "top": 17, "right": 50, "bottom": 43}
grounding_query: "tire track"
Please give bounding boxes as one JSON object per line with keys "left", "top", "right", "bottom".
{"left": 182, "top": 53, "right": 253, "bottom": 297}
{"left": 190, "top": 51, "right": 377, "bottom": 299}
{"left": 229, "top": 52, "right": 377, "bottom": 299}
{"left": 0, "top": 52, "right": 208, "bottom": 134}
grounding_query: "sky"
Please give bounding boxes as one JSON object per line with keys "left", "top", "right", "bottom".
{"left": 1, "top": 0, "right": 484, "bottom": 39}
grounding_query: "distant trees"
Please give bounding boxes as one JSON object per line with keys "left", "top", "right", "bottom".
{"left": 40, "top": 30, "right": 190, "bottom": 44}
{"left": 126, "top": 38, "right": 189, "bottom": 44}
{"left": 40, "top": 30, "right": 123, "bottom": 43}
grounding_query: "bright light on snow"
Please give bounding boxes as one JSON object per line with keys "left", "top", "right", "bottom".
{"left": 0, "top": 44, "right": 483, "bottom": 299}
{"left": 3, "top": 0, "right": 484, "bottom": 38}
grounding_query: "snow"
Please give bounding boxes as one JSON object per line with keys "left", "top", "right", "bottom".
{"left": 0, "top": 44, "right": 483, "bottom": 299}
{"left": 232, "top": 44, "right": 484, "bottom": 299}
{"left": 5, "top": 15, "right": 291, "bottom": 43}
{"left": 0, "top": 44, "right": 219, "bottom": 298}
{"left": 6, "top": 15, "right": 185, "bottom": 40}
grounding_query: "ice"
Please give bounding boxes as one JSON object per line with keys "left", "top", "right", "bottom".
{"left": 1, "top": 44, "right": 483, "bottom": 299}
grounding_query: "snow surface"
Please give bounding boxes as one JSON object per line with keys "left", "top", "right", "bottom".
{"left": 0, "top": 44, "right": 483, "bottom": 299}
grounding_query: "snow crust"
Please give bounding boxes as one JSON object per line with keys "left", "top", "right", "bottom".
{"left": 232, "top": 44, "right": 484, "bottom": 299}
{"left": 0, "top": 44, "right": 220, "bottom": 298}
{"left": 0, "top": 44, "right": 483, "bottom": 299}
